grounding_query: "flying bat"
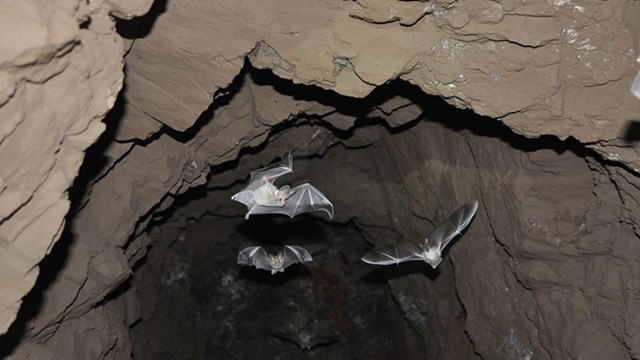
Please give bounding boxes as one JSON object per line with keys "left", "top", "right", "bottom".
{"left": 361, "top": 201, "right": 479, "bottom": 269}
{"left": 633, "top": 72, "right": 640, "bottom": 100}
{"left": 231, "top": 151, "right": 334, "bottom": 220}
{"left": 272, "top": 330, "right": 340, "bottom": 350}
{"left": 237, "top": 245, "right": 313, "bottom": 274}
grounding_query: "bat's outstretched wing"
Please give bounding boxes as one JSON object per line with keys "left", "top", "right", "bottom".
{"left": 426, "top": 201, "right": 479, "bottom": 251}
{"left": 272, "top": 333, "right": 306, "bottom": 349}
{"left": 361, "top": 241, "right": 425, "bottom": 265}
{"left": 237, "top": 246, "right": 272, "bottom": 272}
{"left": 246, "top": 151, "right": 293, "bottom": 189}
{"left": 282, "top": 245, "right": 313, "bottom": 269}
{"left": 632, "top": 71, "right": 640, "bottom": 100}
{"left": 306, "top": 334, "right": 340, "bottom": 349}
{"left": 281, "top": 183, "right": 334, "bottom": 219}
{"left": 231, "top": 151, "right": 293, "bottom": 208}
{"left": 272, "top": 332, "right": 339, "bottom": 350}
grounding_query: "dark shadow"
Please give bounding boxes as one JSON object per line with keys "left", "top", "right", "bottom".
{"left": 70, "top": 85, "right": 128, "bottom": 215}
{"left": 238, "top": 264, "right": 312, "bottom": 286}
{"left": 159, "top": 59, "right": 422, "bottom": 148}
{"left": 161, "top": 63, "right": 248, "bottom": 144}
{"left": 116, "top": 0, "right": 169, "bottom": 39}
{"left": 157, "top": 59, "right": 607, "bottom": 200}
{"left": 0, "top": 67, "right": 133, "bottom": 357}
{"left": 360, "top": 262, "right": 439, "bottom": 283}
{"left": 247, "top": 59, "right": 605, "bottom": 162}
{"left": 234, "top": 216, "right": 329, "bottom": 246}
{"left": 0, "top": 229, "right": 76, "bottom": 357}
{"left": 622, "top": 120, "right": 640, "bottom": 143}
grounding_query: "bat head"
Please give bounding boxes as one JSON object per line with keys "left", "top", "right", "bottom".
{"left": 298, "top": 330, "right": 311, "bottom": 348}
{"left": 268, "top": 252, "right": 286, "bottom": 273}
{"left": 276, "top": 186, "right": 296, "bottom": 207}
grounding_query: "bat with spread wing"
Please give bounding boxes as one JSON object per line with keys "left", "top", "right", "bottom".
{"left": 361, "top": 201, "right": 479, "bottom": 269}
{"left": 231, "top": 151, "right": 334, "bottom": 220}
{"left": 272, "top": 330, "right": 340, "bottom": 351}
{"left": 237, "top": 245, "right": 313, "bottom": 274}
{"left": 632, "top": 71, "right": 640, "bottom": 100}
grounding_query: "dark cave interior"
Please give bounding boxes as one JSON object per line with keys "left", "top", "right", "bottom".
{"left": 123, "top": 65, "right": 597, "bottom": 360}
{"left": 2, "top": 63, "right": 612, "bottom": 360}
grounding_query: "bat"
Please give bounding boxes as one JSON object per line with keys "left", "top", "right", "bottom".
{"left": 237, "top": 245, "right": 313, "bottom": 274}
{"left": 633, "top": 71, "right": 640, "bottom": 100}
{"left": 231, "top": 151, "right": 334, "bottom": 220}
{"left": 361, "top": 201, "right": 479, "bottom": 269}
{"left": 272, "top": 330, "right": 340, "bottom": 350}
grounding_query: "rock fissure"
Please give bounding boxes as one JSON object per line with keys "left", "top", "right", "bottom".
{"left": 2, "top": 0, "right": 640, "bottom": 358}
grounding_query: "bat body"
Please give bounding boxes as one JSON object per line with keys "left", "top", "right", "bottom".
{"left": 231, "top": 152, "right": 334, "bottom": 220}
{"left": 361, "top": 201, "right": 479, "bottom": 269}
{"left": 272, "top": 330, "right": 340, "bottom": 350}
{"left": 237, "top": 245, "right": 313, "bottom": 274}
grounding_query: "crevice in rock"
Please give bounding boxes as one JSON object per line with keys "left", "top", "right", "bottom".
{"left": 4, "top": 0, "right": 640, "bottom": 358}
{"left": 4, "top": 44, "right": 639, "bottom": 360}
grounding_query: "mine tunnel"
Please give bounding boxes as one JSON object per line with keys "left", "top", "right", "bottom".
{"left": 2, "top": 0, "right": 640, "bottom": 359}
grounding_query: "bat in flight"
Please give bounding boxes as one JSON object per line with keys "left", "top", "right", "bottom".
{"left": 272, "top": 330, "right": 340, "bottom": 350}
{"left": 237, "top": 245, "right": 313, "bottom": 274}
{"left": 633, "top": 71, "right": 640, "bottom": 100}
{"left": 361, "top": 201, "right": 479, "bottom": 269}
{"left": 231, "top": 151, "right": 334, "bottom": 220}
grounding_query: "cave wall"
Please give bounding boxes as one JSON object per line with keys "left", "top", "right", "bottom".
{"left": 121, "top": 0, "right": 640, "bottom": 164}
{"left": 0, "top": 0, "right": 152, "bottom": 341}
{"left": 1, "top": 0, "right": 640, "bottom": 358}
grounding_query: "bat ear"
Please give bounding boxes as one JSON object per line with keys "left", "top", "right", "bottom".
{"left": 279, "top": 185, "right": 295, "bottom": 198}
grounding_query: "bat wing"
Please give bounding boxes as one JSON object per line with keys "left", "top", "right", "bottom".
{"left": 272, "top": 333, "right": 306, "bottom": 349}
{"left": 361, "top": 241, "right": 425, "bottom": 265}
{"left": 282, "top": 245, "right": 313, "bottom": 270}
{"left": 237, "top": 246, "right": 273, "bottom": 272}
{"left": 426, "top": 201, "right": 479, "bottom": 251}
{"left": 632, "top": 71, "right": 640, "bottom": 100}
{"left": 280, "top": 183, "right": 334, "bottom": 219}
{"left": 246, "top": 151, "right": 293, "bottom": 189}
{"left": 272, "top": 332, "right": 339, "bottom": 350}
{"left": 307, "top": 334, "right": 340, "bottom": 348}
{"left": 231, "top": 152, "right": 294, "bottom": 216}
{"left": 230, "top": 189, "right": 254, "bottom": 208}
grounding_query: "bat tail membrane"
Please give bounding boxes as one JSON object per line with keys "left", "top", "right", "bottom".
{"left": 427, "top": 201, "right": 479, "bottom": 251}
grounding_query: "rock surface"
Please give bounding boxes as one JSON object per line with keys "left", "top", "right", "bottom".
{"left": 0, "top": 0, "right": 152, "bottom": 338}
{"left": 1, "top": 0, "right": 640, "bottom": 358}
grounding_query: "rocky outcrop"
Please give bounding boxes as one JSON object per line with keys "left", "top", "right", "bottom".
{"left": 0, "top": 0, "right": 152, "bottom": 355}
{"left": 2, "top": 0, "right": 640, "bottom": 358}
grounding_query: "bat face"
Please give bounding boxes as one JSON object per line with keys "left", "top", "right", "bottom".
{"left": 361, "top": 201, "right": 479, "bottom": 269}
{"left": 267, "top": 252, "right": 286, "bottom": 273}
{"left": 237, "top": 245, "right": 313, "bottom": 274}
{"left": 231, "top": 152, "right": 334, "bottom": 219}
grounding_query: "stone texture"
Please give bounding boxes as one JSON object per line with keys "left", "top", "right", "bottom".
{"left": 0, "top": 0, "right": 151, "bottom": 349}
{"left": 2, "top": 0, "right": 640, "bottom": 358}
